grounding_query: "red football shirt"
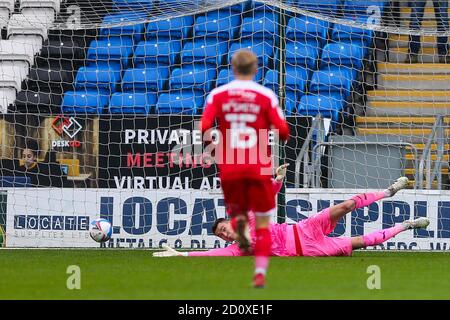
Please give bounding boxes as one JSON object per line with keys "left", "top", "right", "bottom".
{"left": 200, "top": 79, "right": 289, "bottom": 181}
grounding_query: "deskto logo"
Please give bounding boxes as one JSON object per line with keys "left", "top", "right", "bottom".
{"left": 51, "top": 115, "right": 83, "bottom": 148}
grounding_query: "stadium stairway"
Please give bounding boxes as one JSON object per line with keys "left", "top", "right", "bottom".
{"left": 389, "top": 2, "right": 450, "bottom": 63}
{"left": 359, "top": 1, "right": 450, "bottom": 189}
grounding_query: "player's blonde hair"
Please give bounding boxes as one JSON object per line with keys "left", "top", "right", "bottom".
{"left": 231, "top": 49, "right": 258, "bottom": 76}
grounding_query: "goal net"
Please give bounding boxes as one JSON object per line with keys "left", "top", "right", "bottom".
{"left": 0, "top": 0, "right": 449, "bottom": 250}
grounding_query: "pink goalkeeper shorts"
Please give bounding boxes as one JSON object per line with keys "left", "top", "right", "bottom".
{"left": 289, "top": 208, "right": 353, "bottom": 257}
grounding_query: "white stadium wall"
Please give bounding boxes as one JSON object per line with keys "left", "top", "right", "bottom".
{"left": 2, "top": 188, "right": 450, "bottom": 250}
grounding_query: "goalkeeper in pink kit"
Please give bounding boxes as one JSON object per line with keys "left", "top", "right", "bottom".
{"left": 154, "top": 165, "right": 429, "bottom": 260}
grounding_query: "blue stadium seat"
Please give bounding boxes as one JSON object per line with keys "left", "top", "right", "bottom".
{"left": 74, "top": 66, "right": 121, "bottom": 93}
{"left": 100, "top": 12, "right": 147, "bottom": 43}
{"left": 216, "top": 69, "right": 235, "bottom": 87}
{"left": 228, "top": 41, "right": 273, "bottom": 72}
{"left": 286, "top": 66, "right": 309, "bottom": 94}
{"left": 61, "top": 90, "right": 110, "bottom": 114}
{"left": 229, "top": 41, "right": 273, "bottom": 81}
{"left": 133, "top": 40, "right": 181, "bottom": 67}
{"left": 181, "top": 40, "right": 228, "bottom": 67}
{"left": 251, "top": 2, "right": 278, "bottom": 22}
{"left": 251, "top": 11, "right": 278, "bottom": 24}
{"left": 86, "top": 37, "right": 134, "bottom": 68}
{"left": 285, "top": 41, "right": 319, "bottom": 70}
{"left": 194, "top": 12, "right": 241, "bottom": 39}
{"left": 285, "top": 16, "right": 330, "bottom": 46}
{"left": 263, "top": 70, "right": 279, "bottom": 92}
{"left": 109, "top": 92, "right": 157, "bottom": 114}
{"left": 217, "top": 67, "right": 263, "bottom": 86}
{"left": 170, "top": 66, "right": 217, "bottom": 93}
{"left": 156, "top": 91, "right": 202, "bottom": 114}
{"left": 121, "top": 66, "right": 169, "bottom": 92}
{"left": 331, "top": 16, "right": 373, "bottom": 46}
{"left": 146, "top": 15, "right": 194, "bottom": 39}
{"left": 309, "top": 67, "right": 355, "bottom": 97}
{"left": 320, "top": 42, "right": 365, "bottom": 69}
{"left": 241, "top": 16, "right": 277, "bottom": 43}
{"left": 297, "top": 94, "right": 344, "bottom": 121}
{"left": 288, "top": 0, "right": 341, "bottom": 14}
{"left": 263, "top": 70, "right": 300, "bottom": 115}
{"left": 264, "top": 67, "right": 308, "bottom": 95}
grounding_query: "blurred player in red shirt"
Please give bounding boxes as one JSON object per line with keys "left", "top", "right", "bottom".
{"left": 200, "top": 49, "right": 289, "bottom": 287}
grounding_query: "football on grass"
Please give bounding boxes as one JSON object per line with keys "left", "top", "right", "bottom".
{"left": 89, "top": 219, "right": 112, "bottom": 243}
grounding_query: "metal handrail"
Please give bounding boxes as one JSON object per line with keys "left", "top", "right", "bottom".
{"left": 418, "top": 115, "right": 443, "bottom": 189}
{"left": 294, "top": 115, "right": 323, "bottom": 188}
{"left": 430, "top": 121, "right": 445, "bottom": 189}
{"left": 311, "top": 141, "right": 419, "bottom": 189}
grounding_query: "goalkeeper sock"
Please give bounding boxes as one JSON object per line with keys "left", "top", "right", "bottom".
{"left": 351, "top": 192, "right": 387, "bottom": 209}
{"left": 254, "top": 228, "right": 271, "bottom": 275}
{"left": 363, "top": 225, "right": 405, "bottom": 247}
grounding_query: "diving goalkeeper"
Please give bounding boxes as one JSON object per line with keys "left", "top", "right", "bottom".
{"left": 154, "top": 165, "right": 429, "bottom": 258}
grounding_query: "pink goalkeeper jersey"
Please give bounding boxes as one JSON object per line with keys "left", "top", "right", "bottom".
{"left": 188, "top": 180, "right": 298, "bottom": 257}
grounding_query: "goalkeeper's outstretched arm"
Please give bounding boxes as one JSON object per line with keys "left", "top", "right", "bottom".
{"left": 153, "top": 243, "right": 242, "bottom": 257}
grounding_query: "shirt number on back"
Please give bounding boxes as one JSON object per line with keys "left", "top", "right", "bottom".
{"left": 225, "top": 113, "right": 257, "bottom": 149}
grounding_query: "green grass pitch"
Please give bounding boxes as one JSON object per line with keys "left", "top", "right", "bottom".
{"left": 0, "top": 250, "right": 449, "bottom": 300}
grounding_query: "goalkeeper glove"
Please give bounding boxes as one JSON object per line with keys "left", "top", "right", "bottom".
{"left": 275, "top": 163, "right": 289, "bottom": 182}
{"left": 153, "top": 244, "right": 188, "bottom": 257}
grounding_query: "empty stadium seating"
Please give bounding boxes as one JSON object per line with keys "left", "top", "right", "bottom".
{"left": 298, "top": 94, "right": 343, "bottom": 121}
{"left": 216, "top": 69, "right": 234, "bottom": 87}
{"left": 169, "top": 66, "right": 216, "bottom": 94}
{"left": 310, "top": 67, "right": 355, "bottom": 98}
{"left": 0, "top": 0, "right": 93, "bottom": 113}
{"left": 0, "top": 0, "right": 375, "bottom": 117}
{"left": 146, "top": 15, "right": 194, "bottom": 39}
{"left": 109, "top": 92, "right": 157, "bottom": 114}
{"left": 331, "top": 17, "right": 373, "bottom": 46}
{"left": 194, "top": 11, "right": 241, "bottom": 39}
{"left": 285, "top": 15, "right": 330, "bottom": 47}
{"left": 74, "top": 66, "right": 121, "bottom": 93}
{"left": 20, "top": 0, "right": 61, "bottom": 24}
{"left": 100, "top": 12, "right": 148, "bottom": 43}
{"left": 156, "top": 91, "right": 202, "bottom": 114}
{"left": 0, "top": 40, "right": 35, "bottom": 112}
{"left": 285, "top": 41, "right": 319, "bottom": 70}
{"left": 14, "top": 31, "right": 91, "bottom": 113}
{"left": 86, "top": 37, "right": 133, "bottom": 69}
{"left": 122, "top": 66, "right": 169, "bottom": 92}
{"left": 0, "top": 0, "right": 14, "bottom": 29}
{"left": 61, "top": 90, "right": 110, "bottom": 114}
{"left": 264, "top": 69, "right": 307, "bottom": 114}
{"left": 134, "top": 39, "right": 181, "bottom": 66}
{"left": 181, "top": 40, "right": 228, "bottom": 67}
{"left": 320, "top": 42, "right": 365, "bottom": 70}
{"left": 241, "top": 16, "right": 277, "bottom": 45}
{"left": 228, "top": 41, "right": 273, "bottom": 81}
